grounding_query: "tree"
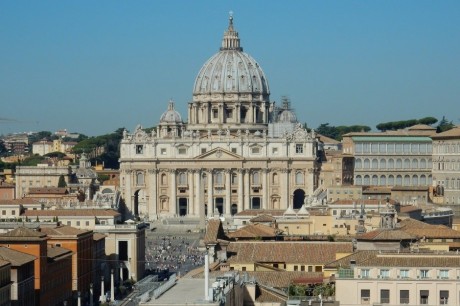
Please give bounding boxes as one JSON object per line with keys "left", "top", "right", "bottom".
{"left": 376, "top": 117, "right": 440, "bottom": 132}
{"left": 436, "top": 116, "right": 455, "bottom": 133}
{"left": 57, "top": 175, "right": 67, "bottom": 188}
{"left": 316, "top": 123, "right": 371, "bottom": 141}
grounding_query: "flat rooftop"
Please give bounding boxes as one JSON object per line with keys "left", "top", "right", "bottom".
{"left": 143, "top": 277, "right": 219, "bottom": 305}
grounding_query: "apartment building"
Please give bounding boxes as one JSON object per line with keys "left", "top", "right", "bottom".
{"left": 334, "top": 251, "right": 460, "bottom": 306}
{"left": 342, "top": 124, "right": 435, "bottom": 187}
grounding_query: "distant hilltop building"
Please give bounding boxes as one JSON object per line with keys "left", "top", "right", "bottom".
{"left": 119, "top": 15, "right": 320, "bottom": 222}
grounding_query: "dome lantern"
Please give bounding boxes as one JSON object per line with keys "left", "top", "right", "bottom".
{"left": 220, "top": 12, "right": 242, "bottom": 51}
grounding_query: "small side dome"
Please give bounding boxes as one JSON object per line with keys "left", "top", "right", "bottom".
{"left": 278, "top": 109, "right": 297, "bottom": 123}
{"left": 159, "top": 100, "right": 182, "bottom": 123}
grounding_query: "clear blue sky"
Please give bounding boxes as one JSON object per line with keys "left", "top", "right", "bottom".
{"left": 1, "top": 1, "right": 459, "bottom": 136}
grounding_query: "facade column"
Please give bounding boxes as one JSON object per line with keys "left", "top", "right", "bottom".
{"left": 282, "top": 169, "right": 289, "bottom": 209}
{"left": 249, "top": 103, "right": 254, "bottom": 123}
{"left": 207, "top": 170, "right": 213, "bottom": 217}
{"left": 170, "top": 170, "right": 177, "bottom": 216}
{"left": 238, "top": 169, "right": 244, "bottom": 213}
{"left": 225, "top": 169, "right": 231, "bottom": 216}
{"left": 123, "top": 169, "right": 133, "bottom": 213}
{"left": 195, "top": 170, "right": 202, "bottom": 217}
{"left": 262, "top": 169, "right": 268, "bottom": 209}
{"left": 236, "top": 104, "right": 241, "bottom": 124}
{"left": 188, "top": 170, "right": 195, "bottom": 216}
{"left": 244, "top": 169, "right": 250, "bottom": 210}
{"left": 148, "top": 169, "right": 157, "bottom": 220}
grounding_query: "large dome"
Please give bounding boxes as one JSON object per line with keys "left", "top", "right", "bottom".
{"left": 192, "top": 15, "right": 270, "bottom": 97}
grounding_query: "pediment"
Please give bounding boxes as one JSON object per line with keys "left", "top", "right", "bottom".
{"left": 195, "top": 147, "right": 243, "bottom": 160}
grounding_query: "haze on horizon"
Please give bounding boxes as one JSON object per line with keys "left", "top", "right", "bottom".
{"left": 1, "top": 1, "right": 459, "bottom": 136}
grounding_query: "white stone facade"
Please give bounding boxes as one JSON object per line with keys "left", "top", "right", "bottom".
{"left": 119, "top": 16, "right": 319, "bottom": 221}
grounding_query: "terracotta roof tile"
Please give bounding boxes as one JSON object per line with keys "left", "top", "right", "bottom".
{"left": 228, "top": 223, "right": 281, "bottom": 239}
{"left": 361, "top": 253, "right": 460, "bottom": 268}
{"left": 47, "top": 245, "right": 72, "bottom": 259}
{"left": 204, "top": 220, "right": 227, "bottom": 244}
{"left": 226, "top": 242, "right": 353, "bottom": 265}
{"left": 250, "top": 214, "right": 276, "bottom": 223}
{"left": 28, "top": 187, "right": 68, "bottom": 194}
{"left": 0, "top": 199, "right": 41, "bottom": 205}
{"left": 23, "top": 209, "right": 120, "bottom": 217}
{"left": 40, "top": 225, "right": 92, "bottom": 236}
{"left": 0, "top": 246, "right": 35, "bottom": 266}
{"left": 0, "top": 227, "right": 47, "bottom": 239}
{"left": 357, "top": 229, "right": 415, "bottom": 241}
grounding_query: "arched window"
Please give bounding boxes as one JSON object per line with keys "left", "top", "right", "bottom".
{"left": 295, "top": 172, "right": 304, "bottom": 185}
{"left": 404, "top": 175, "right": 410, "bottom": 186}
{"left": 419, "top": 175, "right": 426, "bottom": 185}
{"left": 355, "top": 158, "right": 362, "bottom": 169}
{"left": 403, "top": 159, "right": 410, "bottom": 169}
{"left": 428, "top": 175, "right": 432, "bottom": 184}
{"left": 363, "top": 175, "right": 370, "bottom": 185}
{"left": 371, "top": 159, "right": 378, "bottom": 169}
{"left": 388, "top": 159, "right": 394, "bottom": 169}
{"left": 388, "top": 175, "right": 394, "bottom": 186}
{"left": 420, "top": 159, "right": 427, "bottom": 169}
{"left": 412, "top": 159, "right": 418, "bottom": 169}
{"left": 412, "top": 175, "right": 419, "bottom": 186}
{"left": 380, "top": 175, "right": 386, "bottom": 186}
{"left": 161, "top": 173, "right": 167, "bottom": 185}
{"left": 364, "top": 159, "right": 370, "bottom": 169}
{"left": 136, "top": 172, "right": 144, "bottom": 186}
{"left": 372, "top": 175, "right": 378, "bottom": 185}
{"left": 272, "top": 173, "right": 279, "bottom": 185}
{"left": 380, "top": 159, "right": 386, "bottom": 169}
{"left": 396, "top": 175, "right": 402, "bottom": 185}
{"left": 396, "top": 159, "right": 402, "bottom": 169}
{"left": 355, "top": 175, "right": 362, "bottom": 185}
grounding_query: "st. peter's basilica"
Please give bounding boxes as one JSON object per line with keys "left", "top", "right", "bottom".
{"left": 119, "top": 15, "right": 320, "bottom": 222}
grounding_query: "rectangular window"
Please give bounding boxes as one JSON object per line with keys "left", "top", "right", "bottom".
{"left": 355, "top": 143, "right": 363, "bottom": 153}
{"left": 201, "top": 148, "right": 206, "bottom": 154}
{"left": 363, "top": 143, "right": 370, "bottom": 153}
{"left": 76, "top": 221, "right": 80, "bottom": 226}
{"left": 380, "top": 289, "right": 390, "bottom": 304}
{"left": 136, "top": 145, "right": 143, "bottom": 154}
{"left": 11, "top": 210, "right": 15, "bottom": 215}
{"left": 1, "top": 211, "right": 5, "bottom": 216}
{"left": 178, "top": 148, "right": 187, "bottom": 155}
{"left": 360, "top": 269, "right": 370, "bottom": 278}
{"left": 439, "top": 269, "right": 449, "bottom": 279}
{"left": 361, "top": 289, "right": 370, "bottom": 305}
{"left": 400, "top": 269, "right": 409, "bottom": 278}
{"left": 272, "top": 147, "right": 278, "bottom": 155}
{"left": 440, "top": 290, "right": 449, "bottom": 305}
{"left": 420, "top": 290, "right": 429, "bottom": 305}
{"left": 85, "top": 221, "right": 90, "bottom": 226}
{"left": 420, "top": 269, "right": 429, "bottom": 279}
{"left": 380, "top": 269, "right": 389, "bottom": 279}
{"left": 295, "top": 144, "right": 303, "bottom": 153}
{"left": 294, "top": 265, "right": 298, "bottom": 271}
{"left": 161, "top": 148, "right": 167, "bottom": 155}
{"left": 231, "top": 148, "right": 237, "bottom": 153}
{"left": 213, "top": 109, "right": 218, "bottom": 119}
{"left": 251, "top": 147, "right": 260, "bottom": 154}
{"left": 226, "top": 109, "right": 233, "bottom": 119}
{"left": 400, "top": 290, "right": 409, "bottom": 304}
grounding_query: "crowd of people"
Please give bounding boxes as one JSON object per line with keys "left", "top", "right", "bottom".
{"left": 145, "top": 234, "right": 205, "bottom": 277}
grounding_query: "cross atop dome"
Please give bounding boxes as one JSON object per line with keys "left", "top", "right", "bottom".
{"left": 221, "top": 12, "right": 242, "bottom": 51}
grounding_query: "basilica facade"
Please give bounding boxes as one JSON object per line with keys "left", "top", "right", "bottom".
{"left": 119, "top": 16, "right": 320, "bottom": 221}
